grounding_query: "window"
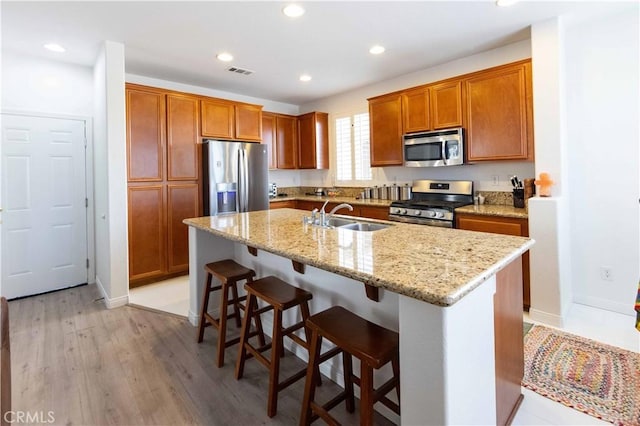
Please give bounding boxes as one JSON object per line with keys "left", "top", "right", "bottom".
{"left": 335, "top": 112, "right": 372, "bottom": 182}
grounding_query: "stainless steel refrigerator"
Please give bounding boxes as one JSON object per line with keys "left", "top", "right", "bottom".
{"left": 202, "top": 140, "right": 269, "bottom": 216}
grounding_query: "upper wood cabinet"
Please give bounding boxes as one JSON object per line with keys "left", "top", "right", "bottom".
{"left": 262, "top": 112, "right": 278, "bottom": 169}
{"left": 235, "top": 104, "right": 263, "bottom": 141}
{"left": 166, "top": 94, "right": 199, "bottom": 181}
{"left": 430, "top": 80, "right": 462, "bottom": 130}
{"left": 464, "top": 60, "right": 533, "bottom": 161}
{"left": 401, "top": 81, "right": 462, "bottom": 134}
{"left": 298, "top": 112, "right": 329, "bottom": 169}
{"left": 369, "top": 59, "right": 533, "bottom": 165}
{"left": 262, "top": 111, "right": 329, "bottom": 170}
{"left": 369, "top": 93, "right": 403, "bottom": 166}
{"left": 201, "top": 99, "right": 262, "bottom": 142}
{"left": 402, "top": 87, "right": 430, "bottom": 134}
{"left": 201, "top": 99, "right": 234, "bottom": 139}
{"left": 126, "top": 88, "right": 165, "bottom": 181}
{"left": 276, "top": 114, "right": 298, "bottom": 169}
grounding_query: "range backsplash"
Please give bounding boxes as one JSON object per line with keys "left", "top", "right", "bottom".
{"left": 276, "top": 186, "right": 515, "bottom": 205}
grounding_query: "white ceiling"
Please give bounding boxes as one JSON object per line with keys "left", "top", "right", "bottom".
{"left": 1, "top": 1, "right": 630, "bottom": 105}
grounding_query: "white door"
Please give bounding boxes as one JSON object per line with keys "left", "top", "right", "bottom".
{"left": 1, "top": 114, "right": 88, "bottom": 299}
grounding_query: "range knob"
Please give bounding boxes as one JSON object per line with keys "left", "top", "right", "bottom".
{"left": 435, "top": 211, "right": 445, "bottom": 219}
{"left": 400, "top": 208, "right": 408, "bottom": 215}
{"left": 413, "top": 210, "right": 422, "bottom": 216}
{"left": 426, "top": 211, "right": 436, "bottom": 218}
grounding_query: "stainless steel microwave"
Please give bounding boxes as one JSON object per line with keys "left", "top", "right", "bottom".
{"left": 403, "top": 127, "right": 464, "bottom": 167}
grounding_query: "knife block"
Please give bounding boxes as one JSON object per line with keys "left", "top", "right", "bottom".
{"left": 513, "top": 189, "right": 525, "bottom": 208}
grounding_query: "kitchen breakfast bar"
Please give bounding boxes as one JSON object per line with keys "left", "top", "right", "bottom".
{"left": 184, "top": 208, "right": 534, "bottom": 425}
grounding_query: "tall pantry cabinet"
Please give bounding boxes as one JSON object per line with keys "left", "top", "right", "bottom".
{"left": 126, "top": 84, "right": 201, "bottom": 287}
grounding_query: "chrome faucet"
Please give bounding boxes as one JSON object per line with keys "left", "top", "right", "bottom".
{"left": 325, "top": 203, "right": 354, "bottom": 226}
{"left": 319, "top": 201, "right": 330, "bottom": 226}
{"left": 307, "top": 201, "right": 354, "bottom": 227}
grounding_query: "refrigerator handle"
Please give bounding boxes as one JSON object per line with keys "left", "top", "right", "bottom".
{"left": 236, "top": 149, "right": 242, "bottom": 212}
{"left": 238, "top": 148, "right": 249, "bottom": 212}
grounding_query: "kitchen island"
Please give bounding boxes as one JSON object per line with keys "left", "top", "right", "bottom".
{"left": 184, "top": 209, "right": 534, "bottom": 425}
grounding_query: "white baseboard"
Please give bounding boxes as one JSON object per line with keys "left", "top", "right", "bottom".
{"left": 95, "top": 276, "right": 129, "bottom": 309}
{"left": 573, "top": 295, "right": 636, "bottom": 316}
{"left": 188, "top": 309, "right": 199, "bottom": 326}
{"left": 528, "top": 307, "right": 565, "bottom": 328}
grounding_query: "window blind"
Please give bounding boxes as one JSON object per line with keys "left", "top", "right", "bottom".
{"left": 335, "top": 112, "right": 372, "bottom": 182}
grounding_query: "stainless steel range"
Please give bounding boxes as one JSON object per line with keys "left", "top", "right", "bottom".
{"left": 388, "top": 180, "right": 473, "bottom": 228}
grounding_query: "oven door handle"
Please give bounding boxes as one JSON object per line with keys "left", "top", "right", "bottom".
{"left": 388, "top": 214, "right": 453, "bottom": 228}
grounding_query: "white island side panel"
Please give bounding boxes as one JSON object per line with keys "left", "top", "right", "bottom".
{"left": 399, "top": 277, "right": 497, "bottom": 425}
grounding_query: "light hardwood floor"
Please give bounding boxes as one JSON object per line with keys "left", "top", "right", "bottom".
{"left": 9, "top": 284, "right": 393, "bottom": 425}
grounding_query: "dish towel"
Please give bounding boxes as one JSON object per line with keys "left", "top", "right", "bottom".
{"left": 636, "top": 279, "right": 640, "bottom": 331}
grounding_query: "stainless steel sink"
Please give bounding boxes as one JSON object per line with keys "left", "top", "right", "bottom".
{"left": 320, "top": 216, "right": 392, "bottom": 231}
{"left": 338, "top": 222, "right": 391, "bottom": 232}
{"left": 325, "top": 217, "right": 357, "bottom": 227}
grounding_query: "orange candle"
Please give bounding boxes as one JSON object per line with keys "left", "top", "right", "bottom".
{"left": 534, "top": 172, "right": 554, "bottom": 197}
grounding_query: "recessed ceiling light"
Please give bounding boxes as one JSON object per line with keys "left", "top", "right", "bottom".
{"left": 283, "top": 4, "right": 305, "bottom": 18}
{"left": 44, "top": 43, "right": 65, "bottom": 53}
{"left": 369, "top": 45, "right": 385, "bottom": 55}
{"left": 299, "top": 74, "right": 312, "bottom": 82}
{"left": 216, "top": 52, "right": 234, "bottom": 62}
{"left": 496, "top": 0, "right": 518, "bottom": 6}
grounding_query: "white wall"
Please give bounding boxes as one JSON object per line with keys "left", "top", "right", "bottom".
{"left": 1, "top": 51, "right": 96, "bottom": 287}
{"left": 294, "top": 40, "right": 535, "bottom": 191}
{"left": 93, "top": 47, "right": 111, "bottom": 296}
{"left": 565, "top": 9, "right": 639, "bottom": 314}
{"left": 93, "top": 41, "right": 129, "bottom": 308}
{"left": 527, "top": 18, "right": 573, "bottom": 326}
{"left": 1, "top": 50, "right": 93, "bottom": 116}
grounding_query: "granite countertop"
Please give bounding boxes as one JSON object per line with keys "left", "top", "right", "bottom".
{"left": 270, "top": 195, "right": 392, "bottom": 207}
{"left": 455, "top": 204, "right": 528, "bottom": 219}
{"left": 184, "top": 209, "right": 533, "bottom": 307}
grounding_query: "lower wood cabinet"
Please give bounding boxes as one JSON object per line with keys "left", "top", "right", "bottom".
{"left": 128, "top": 185, "right": 166, "bottom": 282}
{"left": 128, "top": 183, "right": 200, "bottom": 286}
{"left": 167, "top": 184, "right": 200, "bottom": 273}
{"left": 359, "top": 206, "right": 389, "bottom": 220}
{"left": 269, "top": 200, "right": 296, "bottom": 209}
{"left": 456, "top": 213, "right": 530, "bottom": 310}
{"left": 494, "top": 257, "right": 525, "bottom": 425}
{"left": 282, "top": 200, "right": 389, "bottom": 221}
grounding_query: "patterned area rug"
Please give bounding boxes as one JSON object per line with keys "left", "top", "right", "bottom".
{"left": 523, "top": 325, "right": 640, "bottom": 425}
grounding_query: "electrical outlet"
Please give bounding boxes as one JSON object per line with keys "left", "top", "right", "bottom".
{"left": 599, "top": 267, "right": 613, "bottom": 281}
{"left": 492, "top": 175, "right": 499, "bottom": 186}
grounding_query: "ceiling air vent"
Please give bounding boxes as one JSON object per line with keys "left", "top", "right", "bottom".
{"left": 226, "top": 66, "right": 254, "bottom": 76}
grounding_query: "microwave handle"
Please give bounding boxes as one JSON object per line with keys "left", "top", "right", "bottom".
{"left": 442, "top": 140, "right": 448, "bottom": 161}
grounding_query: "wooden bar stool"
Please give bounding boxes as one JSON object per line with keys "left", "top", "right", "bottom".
{"left": 235, "top": 276, "right": 317, "bottom": 418}
{"left": 197, "top": 259, "right": 265, "bottom": 368}
{"left": 300, "top": 306, "right": 400, "bottom": 426}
